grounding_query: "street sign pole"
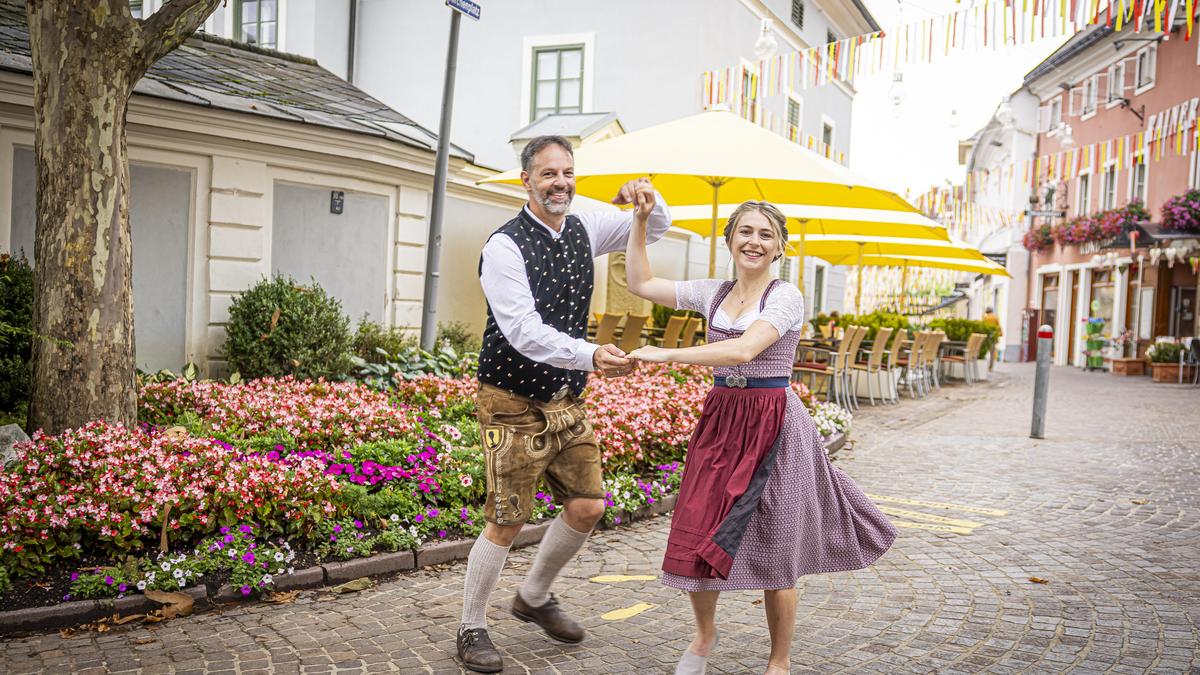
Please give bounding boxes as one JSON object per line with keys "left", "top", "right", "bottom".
{"left": 420, "top": 2, "right": 476, "bottom": 350}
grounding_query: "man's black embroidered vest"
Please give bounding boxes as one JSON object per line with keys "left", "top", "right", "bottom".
{"left": 477, "top": 209, "right": 594, "bottom": 402}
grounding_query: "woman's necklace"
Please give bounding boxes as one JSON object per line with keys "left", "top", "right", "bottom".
{"left": 729, "top": 279, "right": 772, "bottom": 309}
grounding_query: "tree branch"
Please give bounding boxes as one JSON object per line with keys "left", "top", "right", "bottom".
{"left": 135, "top": 0, "right": 224, "bottom": 77}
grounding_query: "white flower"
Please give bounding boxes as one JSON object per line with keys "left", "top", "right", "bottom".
{"left": 173, "top": 569, "right": 184, "bottom": 579}
{"left": 389, "top": 514, "right": 400, "bottom": 522}
{"left": 274, "top": 552, "right": 284, "bottom": 562}
{"left": 136, "top": 581, "right": 147, "bottom": 591}
{"left": 160, "top": 562, "right": 171, "bottom": 572}
{"left": 262, "top": 574, "right": 273, "bottom": 585}
{"left": 287, "top": 567, "right": 295, "bottom": 575}
{"left": 147, "top": 572, "right": 156, "bottom": 582}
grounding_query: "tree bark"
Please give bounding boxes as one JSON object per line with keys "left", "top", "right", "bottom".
{"left": 25, "top": 0, "right": 221, "bottom": 436}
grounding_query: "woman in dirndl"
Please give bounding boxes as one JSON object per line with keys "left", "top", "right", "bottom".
{"left": 622, "top": 195, "right": 897, "bottom": 675}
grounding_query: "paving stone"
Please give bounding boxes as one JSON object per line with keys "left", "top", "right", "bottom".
{"left": 2, "top": 365, "right": 1198, "bottom": 672}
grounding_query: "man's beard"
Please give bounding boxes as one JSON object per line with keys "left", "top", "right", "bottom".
{"left": 534, "top": 185, "right": 574, "bottom": 215}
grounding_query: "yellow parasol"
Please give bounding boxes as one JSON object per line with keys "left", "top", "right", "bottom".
{"left": 479, "top": 110, "right": 921, "bottom": 276}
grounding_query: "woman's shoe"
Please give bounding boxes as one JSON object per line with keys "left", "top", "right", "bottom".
{"left": 674, "top": 633, "right": 718, "bottom": 675}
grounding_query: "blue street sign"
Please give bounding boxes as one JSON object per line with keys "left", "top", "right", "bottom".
{"left": 446, "top": 0, "right": 480, "bottom": 20}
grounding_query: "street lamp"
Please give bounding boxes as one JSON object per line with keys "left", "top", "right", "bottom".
{"left": 754, "top": 18, "right": 778, "bottom": 60}
{"left": 1059, "top": 123, "right": 1077, "bottom": 149}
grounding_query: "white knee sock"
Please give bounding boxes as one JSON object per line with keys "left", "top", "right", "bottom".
{"left": 519, "top": 516, "right": 591, "bottom": 607}
{"left": 460, "top": 535, "right": 511, "bottom": 630}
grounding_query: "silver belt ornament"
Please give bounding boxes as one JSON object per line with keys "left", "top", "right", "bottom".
{"left": 725, "top": 374, "right": 747, "bottom": 388}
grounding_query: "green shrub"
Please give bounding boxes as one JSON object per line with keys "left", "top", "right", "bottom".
{"left": 223, "top": 275, "right": 353, "bottom": 380}
{"left": 652, "top": 303, "right": 701, "bottom": 328}
{"left": 837, "top": 311, "right": 910, "bottom": 341}
{"left": 349, "top": 344, "right": 478, "bottom": 388}
{"left": 353, "top": 317, "right": 414, "bottom": 365}
{"left": 927, "top": 317, "right": 1000, "bottom": 358}
{"left": 809, "top": 312, "right": 834, "bottom": 334}
{"left": 1146, "top": 342, "right": 1182, "bottom": 364}
{"left": 0, "top": 252, "right": 34, "bottom": 422}
{"left": 437, "top": 321, "right": 481, "bottom": 354}
{"left": 0, "top": 563, "right": 10, "bottom": 595}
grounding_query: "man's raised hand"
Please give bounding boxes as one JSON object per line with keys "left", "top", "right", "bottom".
{"left": 611, "top": 177, "right": 654, "bottom": 207}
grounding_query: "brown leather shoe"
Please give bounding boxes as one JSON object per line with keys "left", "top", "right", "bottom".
{"left": 511, "top": 592, "right": 585, "bottom": 643}
{"left": 456, "top": 626, "right": 503, "bottom": 673}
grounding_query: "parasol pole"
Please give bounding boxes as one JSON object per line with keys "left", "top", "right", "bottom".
{"left": 855, "top": 242, "right": 865, "bottom": 314}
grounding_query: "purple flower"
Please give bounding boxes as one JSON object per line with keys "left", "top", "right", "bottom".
{"left": 242, "top": 551, "right": 256, "bottom": 565}
{"left": 343, "top": 451, "right": 352, "bottom": 459}
{"left": 428, "top": 509, "right": 440, "bottom": 518}
{"left": 330, "top": 535, "right": 338, "bottom": 542}
{"left": 220, "top": 526, "right": 230, "bottom": 534}
{"left": 266, "top": 450, "right": 280, "bottom": 461}
{"left": 239, "top": 525, "right": 253, "bottom": 534}
{"left": 614, "top": 517, "right": 622, "bottom": 524}
{"left": 353, "top": 519, "right": 363, "bottom": 529}
{"left": 333, "top": 524, "right": 342, "bottom": 533}
{"left": 70, "top": 572, "right": 79, "bottom": 581}
{"left": 240, "top": 585, "right": 252, "bottom": 596}
{"left": 224, "top": 534, "right": 234, "bottom": 544}
{"left": 104, "top": 575, "right": 114, "bottom": 586}
{"left": 118, "top": 583, "right": 127, "bottom": 592}
{"left": 63, "top": 594, "right": 71, "bottom": 601}
{"left": 414, "top": 514, "right": 425, "bottom": 522}
{"left": 438, "top": 530, "right": 447, "bottom": 538}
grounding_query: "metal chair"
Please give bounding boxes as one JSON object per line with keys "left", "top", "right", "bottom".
{"left": 618, "top": 313, "right": 649, "bottom": 354}
{"left": 1182, "top": 337, "right": 1200, "bottom": 386}
{"left": 594, "top": 312, "right": 625, "bottom": 346}
{"left": 794, "top": 326, "right": 863, "bottom": 410}
{"left": 880, "top": 327, "right": 907, "bottom": 404}
{"left": 941, "top": 333, "right": 986, "bottom": 384}
{"left": 895, "top": 331, "right": 928, "bottom": 399}
{"left": 679, "top": 316, "right": 704, "bottom": 347}
{"left": 850, "top": 327, "right": 893, "bottom": 406}
{"left": 660, "top": 315, "right": 687, "bottom": 348}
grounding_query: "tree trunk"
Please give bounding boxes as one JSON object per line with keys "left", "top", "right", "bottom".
{"left": 25, "top": 0, "right": 222, "bottom": 436}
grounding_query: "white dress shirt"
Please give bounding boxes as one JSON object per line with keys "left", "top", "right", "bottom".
{"left": 480, "top": 194, "right": 672, "bottom": 371}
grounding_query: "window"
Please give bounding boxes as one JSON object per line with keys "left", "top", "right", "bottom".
{"left": 786, "top": 96, "right": 802, "bottom": 141}
{"left": 820, "top": 119, "right": 835, "bottom": 156}
{"left": 130, "top": 0, "right": 144, "bottom": 18}
{"left": 1101, "top": 164, "right": 1117, "bottom": 210}
{"left": 1135, "top": 46, "right": 1155, "bottom": 90}
{"left": 1077, "top": 173, "right": 1091, "bottom": 215}
{"left": 1050, "top": 98, "right": 1062, "bottom": 129}
{"left": 1081, "top": 76, "right": 1097, "bottom": 115}
{"left": 791, "top": 0, "right": 805, "bottom": 29}
{"left": 1106, "top": 62, "right": 1125, "bottom": 103}
{"left": 531, "top": 45, "right": 584, "bottom": 121}
{"left": 1130, "top": 161, "right": 1147, "bottom": 203}
{"left": 813, "top": 264, "right": 827, "bottom": 313}
{"left": 826, "top": 29, "right": 837, "bottom": 45}
{"left": 235, "top": 0, "right": 278, "bottom": 49}
{"left": 779, "top": 257, "right": 792, "bottom": 283}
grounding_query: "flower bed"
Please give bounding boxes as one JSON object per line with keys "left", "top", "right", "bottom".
{"left": 0, "top": 365, "right": 851, "bottom": 614}
{"left": 1161, "top": 190, "right": 1200, "bottom": 234}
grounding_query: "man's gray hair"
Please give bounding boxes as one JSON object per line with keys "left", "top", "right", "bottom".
{"left": 520, "top": 135, "right": 574, "bottom": 173}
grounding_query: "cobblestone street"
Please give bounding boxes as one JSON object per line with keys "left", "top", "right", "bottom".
{"left": 2, "top": 363, "right": 1198, "bottom": 674}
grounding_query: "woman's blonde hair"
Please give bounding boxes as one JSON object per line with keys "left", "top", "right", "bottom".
{"left": 722, "top": 201, "right": 789, "bottom": 261}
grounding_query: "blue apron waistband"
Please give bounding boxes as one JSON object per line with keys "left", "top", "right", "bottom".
{"left": 713, "top": 376, "right": 791, "bottom": 389}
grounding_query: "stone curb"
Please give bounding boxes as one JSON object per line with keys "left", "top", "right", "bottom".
{"left": 0, "top": 432, "right": 843, "bottom": 635}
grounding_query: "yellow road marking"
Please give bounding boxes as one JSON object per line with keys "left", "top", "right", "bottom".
{"left": 892, "top": 520, "right": 974, "bottom": 535}
{"left": 601, "top": 603, "right": 656, "bottom": 620}
{"left": 867, "top": 494, "right": 1008, "bottom": 517}
{"left": 589, "top": 575, "right": 658, "bottom": 584}
{"left": 878, "top": 506, "right": 985, "bottom": 529}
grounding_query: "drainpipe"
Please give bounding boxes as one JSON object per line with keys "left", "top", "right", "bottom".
{"left": 346, "top": 0, "right": 359, "bottom": 84}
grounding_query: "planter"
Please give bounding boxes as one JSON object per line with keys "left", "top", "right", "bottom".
{"left": 1110, "top": 357, "right": 1146, "bottom": 377}
{"left": 1150, "top": 362, "right": 1196, "bottom": 383}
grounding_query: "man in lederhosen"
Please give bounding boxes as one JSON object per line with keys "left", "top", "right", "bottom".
{"left": 457, "top": 135, "right": 671, "bottom": 672}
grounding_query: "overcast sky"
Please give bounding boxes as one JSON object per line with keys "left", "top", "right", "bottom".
{"left": 848, "top": 0, "right": 1071, "bottom": 199}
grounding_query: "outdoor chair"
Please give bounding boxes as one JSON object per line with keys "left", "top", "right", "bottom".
{"left": 941, "top": 332, "right": 986, "bottom": 384}
{"left": 895, "top": 331, "right": 928, "bottom": 399}
{"left": 1184, "top": 337, "right": 1200, "bottom": 386}
{"left": 618, "top": 313, "right": 649, "bottom": 354}
{"left": 594, "top": 312, "right": 625, "bottom": 346}
{"left": 924, "top": 331, "right": 947, "bottom": 391}
{"left": 679, "top": 316, "right": 704, "bottom": 347}
{"left": 794, "top": 325, "right": 864, "bottom": 410}
{"left": 840, "top": 325, "right": 869, "bottom": 411}
{"left": 660, "top": 315, "right": 687, "bottom": 348}
{"left": 850, "top": 327, "right": 893, "bottom": 406}
{"left": 880, "top": 327, "right": 907, "bottom": 403}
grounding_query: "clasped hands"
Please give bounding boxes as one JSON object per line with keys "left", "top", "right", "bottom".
{"left": 592, "top": 344, "right": 673, "bottom": 378}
